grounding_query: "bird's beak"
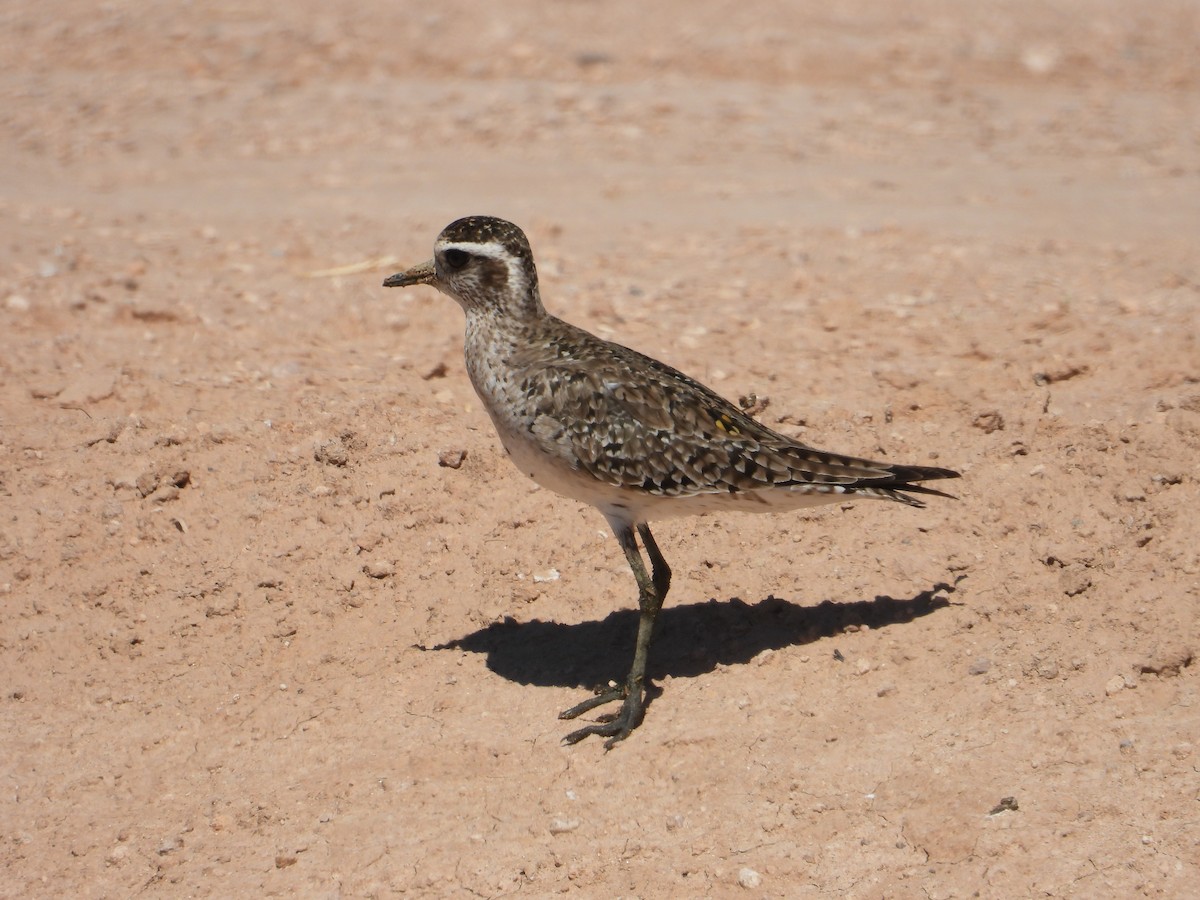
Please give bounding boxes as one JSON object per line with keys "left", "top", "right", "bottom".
{"left": 383, "top": 259, "right": 436, "bottom": 288}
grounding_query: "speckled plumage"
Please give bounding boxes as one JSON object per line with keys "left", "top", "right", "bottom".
{"left": 384, "top": 215, "right": 959, "bottom": 748}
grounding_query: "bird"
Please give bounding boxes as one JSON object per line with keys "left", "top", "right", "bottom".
{"left": 383, "top": 215, "right": 959, "bottom": 748}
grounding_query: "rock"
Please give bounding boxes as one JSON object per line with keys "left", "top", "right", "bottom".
{"left": 85, "top": 417, "right": 129, "bottom": 446}
{"left": 737, "top": 867, "right": 762, "bottom": 889}
{"left": 149, "top": 484, "right": 180, "bottom": 503}
{"left": 1105, "top": 674, "right": 1126, "bottom": 696}
{"left": 353, "top": 523, "right": 388, "bottom": 553}
{"left": 136, "top": 472, "right": 159, "bottom": 498}
{"left": 1059, "top": 567, "right": 1092, "bottom": 597}
{"left": 549, "top": 817, "right": 580, "bottom": 835}
{"left": 988, "top": 796, "right": 1019, "bottom": 815}
{"left": 972, "top": 410, "right": 1005, "bottom": 433}
{"left": 1033, "top": 363, "right": 1087, "bottom": 385}
{"left": 1137, "top": 645, "right": 1195, "bottom": 677}
{"left": 969, "top": 657, "right": 992, "bottom": 676}
{"left": 314, "top": 437, "right": 349, "bottom": 467}
{"left": 362, "top": 559, "right": 395, "bottom": 579}
{"left": 1036, "top": 657, "right": 1059, "bottom": 680}
{"left": 438, "top": 448, "right": 467, "bottom": 469}
{"left": 106, "top": 844, "right": 130, "bottom": 866}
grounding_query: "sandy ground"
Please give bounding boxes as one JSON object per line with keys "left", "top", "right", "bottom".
{"left": 3, "top": 1, "right": 1199, "bottom": 896}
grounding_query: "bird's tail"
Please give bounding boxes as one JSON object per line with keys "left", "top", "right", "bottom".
{"left": 849, "top": 463, "right": 960, "bottom": 507}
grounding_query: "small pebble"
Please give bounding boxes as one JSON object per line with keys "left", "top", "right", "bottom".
{"left": 363, "top": 559, "right": 396, "bottom": 579}
{"left": 737, "top": 867, "right": 762, "bottom": 889}
{"left": 988, "top": 796, "right": 1019, "bottom": 815}
{"left": 106, "top": 845, "right": 129, "bottom": 866}
{"left": 1036, "top": 658, "right": 1059, "bottom": 680}
{"left": 314, "top": 438, "right": 349, "bottom": 467}
{"left": 1060, "top": 569, "right": 1092, "bottom": 597}
{"left": 972, "top": 410, "right": 1005, "bottom": 433}
{"left": 969, "top": 657, "right": 992, "bottom": 676}
{"left": 149, "top": 484, "right": 180, "bottom": 503}
{"left": 136, "top": 471, "right": 159, "bottom": 498}
{"left": 549, "top": 817, "right": 580, "bottom": 835}
{"left": 438, "top": 448, "right": 467, "bottom": 469}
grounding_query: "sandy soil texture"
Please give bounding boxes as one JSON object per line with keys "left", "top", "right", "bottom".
{"left": 3, "top": 1, "right": 1198, "bottom": 896}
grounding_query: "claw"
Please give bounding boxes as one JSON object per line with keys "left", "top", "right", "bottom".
{"left": 560, "top": 686, "right": 645, "bottom": 748}
{"left": 558, "top": 683, "right": 626, "bottom": 721}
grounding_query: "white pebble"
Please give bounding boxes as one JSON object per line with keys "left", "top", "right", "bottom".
{"left": 549, "top": 817, "right": 580, "bottom": 835}
{"left": 737, "top": 867, "right": 762, "bottom": 889}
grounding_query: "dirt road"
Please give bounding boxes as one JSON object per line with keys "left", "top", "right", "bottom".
{"left": 2, "top": 2, "right": 1197, "bottom": 895}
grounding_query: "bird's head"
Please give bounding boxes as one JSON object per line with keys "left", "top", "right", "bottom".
{"left": 384, "top": 215, "right": 544, "bottom": 320}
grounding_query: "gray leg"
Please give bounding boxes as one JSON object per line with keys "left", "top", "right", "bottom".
{"left": 638, "top": 522, "right": 671, "bottom": 598}
{"left": 560, "top": 521, "right": 671, "bottom": 749}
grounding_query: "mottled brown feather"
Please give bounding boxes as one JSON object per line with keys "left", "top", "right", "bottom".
{"left": 508, "top": 317, "right": 958, "bottom": 506}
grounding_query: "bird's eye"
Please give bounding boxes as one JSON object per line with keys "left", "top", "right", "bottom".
{"left": 442, "top": 248, "right": 470, "bottom": 270}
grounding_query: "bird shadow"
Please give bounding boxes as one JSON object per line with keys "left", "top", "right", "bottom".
{"left": 421, "top": 578, "right": 962, "bottom": 692}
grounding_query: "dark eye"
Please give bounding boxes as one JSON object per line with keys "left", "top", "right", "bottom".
{"left": 442, "top": 248, "right": 470, "bottom": 270}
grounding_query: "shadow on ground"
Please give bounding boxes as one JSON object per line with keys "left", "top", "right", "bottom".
{"left": 424, "top": 579, "right": 960, "bottom": 690}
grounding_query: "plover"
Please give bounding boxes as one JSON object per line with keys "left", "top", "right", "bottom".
{"left": 384, "top": 215, "right": 959, "bottom": 748}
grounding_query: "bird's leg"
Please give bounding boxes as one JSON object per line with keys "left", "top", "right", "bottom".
{"left": 561, "top": 521, "right": 671, "bottom": 748}
{"left": 637, "top": 522, "right": 671, "bottom": 598}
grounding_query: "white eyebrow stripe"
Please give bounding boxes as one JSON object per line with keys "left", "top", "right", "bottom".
{"left": 437, "top": 240, "right": 509, "bottom": 259}
{"left": 438, "top": 240, "right": 528, "bottom": 297}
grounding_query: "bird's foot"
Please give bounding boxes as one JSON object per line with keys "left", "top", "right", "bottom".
{"left": 559, "top": 682, "right": 644, "bottom": 749}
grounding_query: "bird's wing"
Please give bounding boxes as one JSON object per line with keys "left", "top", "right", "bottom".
{"left": 514, "top": 327, "right": 958, "bottom": 503}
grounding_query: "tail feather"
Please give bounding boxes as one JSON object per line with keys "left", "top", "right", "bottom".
{"left": 858, "top": 464, "right": 961, "bottom": 507}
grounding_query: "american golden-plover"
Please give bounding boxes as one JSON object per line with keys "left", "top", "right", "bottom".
{"left": 384, "top": 215, "right": 959, "bottom": 748}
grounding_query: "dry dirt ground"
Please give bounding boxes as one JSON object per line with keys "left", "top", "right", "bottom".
{"left": 2, "top": 2, "right": 1199, "bottom": 897}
